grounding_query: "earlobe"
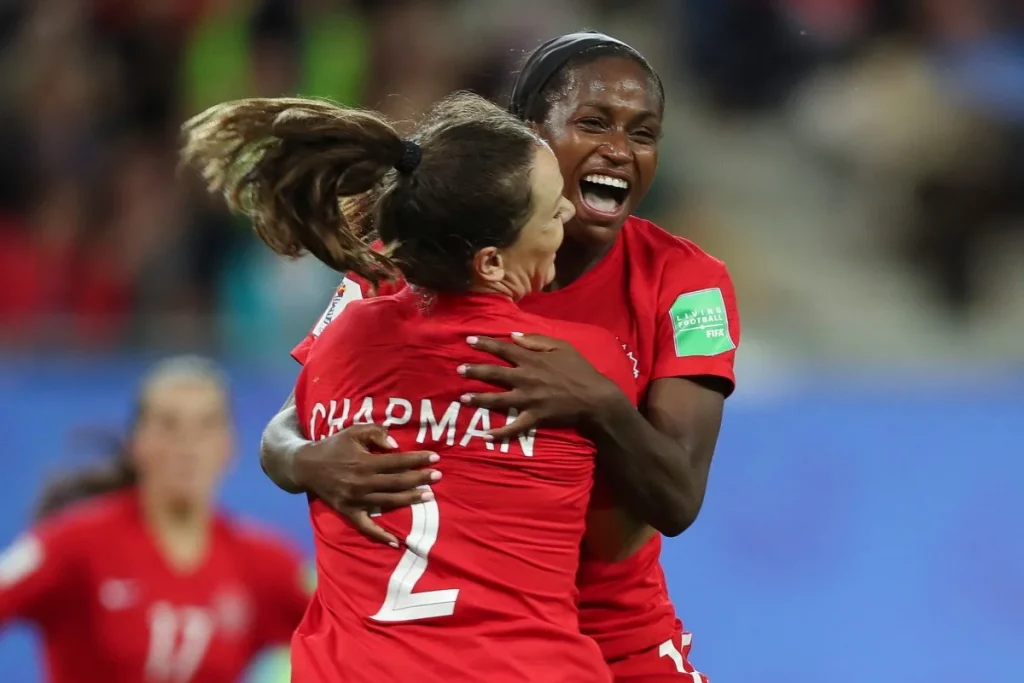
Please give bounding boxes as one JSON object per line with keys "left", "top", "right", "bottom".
{"left": 472, "top": 247, "right": 505, "bottom": 284}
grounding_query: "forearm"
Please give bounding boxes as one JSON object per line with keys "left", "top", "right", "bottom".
{"left": 583, "top": 394, "right": 705, "bottom": 537}
{"left": 259, "top": 393, "right": 311, "bottom": 494}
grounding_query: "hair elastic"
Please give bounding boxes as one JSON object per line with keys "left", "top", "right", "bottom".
{"left": 394, "top": 139, "right": 422, "bottom": 175}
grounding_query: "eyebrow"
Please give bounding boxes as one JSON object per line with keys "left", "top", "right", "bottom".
{"left": 577, "top": 102, "right": 660, "bottom": 122}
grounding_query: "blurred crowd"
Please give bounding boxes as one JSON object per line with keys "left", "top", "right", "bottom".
{"left": 0, "top": 0, "right": 1021, "bottom": 358}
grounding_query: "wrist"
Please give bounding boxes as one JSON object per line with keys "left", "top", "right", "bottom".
{"left": 290, "top": 438, "right": 318, "bottom": 491}
{"left": 581, "top": 381, "right": 634, "bottom": 433}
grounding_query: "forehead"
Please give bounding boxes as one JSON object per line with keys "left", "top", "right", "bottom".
{"left": 530, "top": 144, "right": 564, "bottom": 199}
{"left": 559, "top": 55, "right": 661, "bottom": 115}
{"left": 143, "top": 378, "right": 226, "bottom": 415}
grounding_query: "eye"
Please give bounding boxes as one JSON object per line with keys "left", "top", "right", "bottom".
{"left": 577, "top": 117, "right": 606, "bottom": 132}
{"left": 630, "top": 129, "right": 659, "bottom": 144}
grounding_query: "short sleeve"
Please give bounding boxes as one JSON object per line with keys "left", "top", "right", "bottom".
{"left": 651, "top": 263, "right": 740, "bottom": 396}
{"left": 573, "top": 327, "right": 638, "bottom": 408}
{"left": 0, "top": 517, "right": 84, "bottom": 625}
{"left": 290, "top": 275, "right": 378, "bottom": 365}
{"left": 242, "top": 530, "right": 310, "bottom": 648}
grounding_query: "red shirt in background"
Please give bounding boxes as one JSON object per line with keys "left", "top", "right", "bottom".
{"left": 0, "top": 491, "right": 308, "bottom": 683}
{"left": 292, "top": 289, "right": 637, "bottom": 683}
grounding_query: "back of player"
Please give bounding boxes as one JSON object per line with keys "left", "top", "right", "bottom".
{"left": 293, "top": 290, "right": 635, "bottom": 683}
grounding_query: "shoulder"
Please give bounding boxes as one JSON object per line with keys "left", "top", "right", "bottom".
{"left": 44, "top": 491, "right": 135, "bottom": 533}
{"left": 522, "top": 311, "right": 625, "bottom": 365}
{"left": 622, "top": 216, "right": 728, "bottom": 275}
{"left": 219, "top": 516, "right": 303, "bottom": 565}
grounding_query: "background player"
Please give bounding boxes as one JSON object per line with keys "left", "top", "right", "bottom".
{"left": 0, "top": 356, "right": 309, "bottom": 683}
{"left": 182, "top": 90, "right": 646, "bottom": 681}
{"left": 258, "top": 32, "right": 738, "bottom": 682}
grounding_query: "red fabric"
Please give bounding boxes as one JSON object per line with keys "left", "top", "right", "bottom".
{"left": 292, "top": 290, "right": 636, "bottom": 682}
{"left": 0, "top": 491, "right": 308, "bottom": 683}
{"left": 289, "top": 217, "right": 740, "bottom": 665}
{"left": 0, "top": 226, "right": 131, "bottom": 344}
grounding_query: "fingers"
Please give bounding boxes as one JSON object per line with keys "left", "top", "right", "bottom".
{"left": 484, "top": 411, "right": 539, "bottom": 441}
{"left": 466, "top": 336, "right": 525, "bottom": 363}
{"left": 367, "top": 468, "right": 442, "bottom": 493}
{"left": 344, "top": 423, "right": 397, "bottom": 451}
{"left": 458, "top": 363, "right": 519, "bottom": 387}
{"left": 461, "top": 389, "right": 527, "bottom": 412}
{"left": 371, "top": 451, "right": 441, "bottom": 473}
{"left": 347, "top": 510, "right": 400, "bottom": 548}
{"left": 510, "top": 332, "right": 561, "bottom": 352}
{"left": 362, "top": 488, "right": 434, "bottom": 512}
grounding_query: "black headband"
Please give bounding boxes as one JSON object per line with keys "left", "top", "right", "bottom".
{"left": 508, "top": 31, "right": 638, "bottom": 121}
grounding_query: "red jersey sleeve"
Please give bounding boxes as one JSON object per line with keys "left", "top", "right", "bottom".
{"left": 239, "top": 528, "right": 310, "bottom": 648}
{"left": 290, "top": 274, "right": 403, "bottom": 365}
{"left": 650, "top": 261, "right": 740, "bottom": 396}
{"left": 0, "top": 515, "right": 85, "bottom": 625}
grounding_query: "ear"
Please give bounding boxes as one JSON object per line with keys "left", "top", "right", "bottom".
{"left": 471, "top": 246, "right": 504, "bottom": 284}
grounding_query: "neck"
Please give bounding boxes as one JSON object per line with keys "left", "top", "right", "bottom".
{"left": 468, "top": 281, "right": 522, "bottom": 301}
{"left": 139, "top": 487, "right": 212, "bottom": 572}
{"left": 549, "top": 233, "right": 616, "bottom": 291}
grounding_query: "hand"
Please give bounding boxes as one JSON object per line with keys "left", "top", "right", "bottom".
{"left": 459, "top": 333, "right": 622, "bottom": 441}
{"left": 293, "top": 424, "right": 441, "bottom": 547}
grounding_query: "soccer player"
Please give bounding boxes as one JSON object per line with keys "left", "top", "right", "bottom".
{"left": 262, "top": 32, "right": 740, "bottom": 682}
{"left": 0, "top": 357, "right": 309, "bottom": 683}
{"left": 182, "top": 92, "right": 646, "bottom": 681}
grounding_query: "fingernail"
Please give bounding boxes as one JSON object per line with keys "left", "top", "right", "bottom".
{"left": 460, "top": 393, "right": 473, "bottom": 403}
{"left": 483, "top": 434, "right": 494, "bottom": 441}
{"left": 428, "top": 453, "right": 440, "bottom": 463}
{"left": 510, "top": 331, "right": 524, "bottom": 338}
{"left": 466, "top": 336, "right": 479, "bottom": 345}
{"left": 421, "top": 490, "right": 435, "bottom": 501}
{"left": 388, "top": 541, "right": 400, "bottom": 549}
{"left": 385, "top": 436, "right": 399, "bottom": 449}
{"left": 430, "top": 470, "right": 442, "bottom": 482}
{"left": 456, "top": 364, "right": 468, "bottom": 375}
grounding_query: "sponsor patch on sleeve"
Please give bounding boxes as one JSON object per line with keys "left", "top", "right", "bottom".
{"left": 311, "top": 278, "right": 364, "bottom": 338}
{"left": 669, "top": 288, "right": 735, "bottom": 357}
{"left": 0, "top": 534, "right": 43, "bottom": 587}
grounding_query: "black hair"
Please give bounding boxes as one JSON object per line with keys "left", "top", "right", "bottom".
{"left": 508, "top": 30, "right": 665, "bottom": 124}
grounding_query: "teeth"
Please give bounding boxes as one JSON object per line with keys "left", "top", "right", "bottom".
{"left": 583, "top": 174, "right": 629, "bottom": 190}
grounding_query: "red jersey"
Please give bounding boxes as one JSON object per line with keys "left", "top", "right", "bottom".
{"left": 0, "top": 491, "right": 309, "bottom": 683}
{"left": 291, "top": 217, "right": 741, "bottom": 662}
{"left": 292, "top": 290, "right": 637, "bottom": 683}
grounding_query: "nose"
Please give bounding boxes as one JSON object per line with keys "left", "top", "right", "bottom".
{"left": 598, "top": 133, "right": 632, "bottom": 165}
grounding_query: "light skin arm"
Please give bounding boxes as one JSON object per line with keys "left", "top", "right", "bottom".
{"left": 259, "top": 391, "right": 308, "bottom": 495}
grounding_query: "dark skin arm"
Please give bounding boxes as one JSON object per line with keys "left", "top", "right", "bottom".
{"left": 259, "top": 392, "right": 442, "bottom": 547}
{"left": 461, "top": 335, "right": 727, "bottom": 537}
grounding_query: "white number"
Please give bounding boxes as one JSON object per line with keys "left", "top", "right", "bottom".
{"left": 145, "top": 602, "right": 214, "bottom": 682}
{"left": 658, "top": 633, "right": 704, "bottom": 682}
{"left": 371, "top": 485, "right": 459, "bottom": 622}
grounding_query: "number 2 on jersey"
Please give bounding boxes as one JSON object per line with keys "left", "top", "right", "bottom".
{"left": 371, "top": 485, "right": 459, "bottom": 622}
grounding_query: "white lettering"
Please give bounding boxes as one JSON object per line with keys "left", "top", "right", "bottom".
{"left": 309, "top": 397, "right": 534, "bottom": 456}
{"left": 352, "top": 396, "right": 374, "bottom": 424}
{"left": 384, "top": 398, "right": 413, "bottom": 427}
{"left": 460, "top": 407, "right": 494, "bottom": 450}
{"left": 498, "top": 409, "right": 536, "bottom": 457}
{"left": 417, "top": 400, "right": 460, "bottom": 446}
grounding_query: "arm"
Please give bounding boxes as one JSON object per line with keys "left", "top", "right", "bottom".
{"left": 0, "top": 521, "right": 81, "bottom": 625}
{"left": 259, "top": 391, "right": 309, "bottom": 494}
{"left": 582, "top": 376, "right": 726, "bottom": 537}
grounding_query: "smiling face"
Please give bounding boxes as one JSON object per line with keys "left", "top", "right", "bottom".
{"left": 534, "top": 54, "right": 663, "bottom": 247}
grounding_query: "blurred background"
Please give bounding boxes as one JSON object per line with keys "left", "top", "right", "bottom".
{"left": 0, "top": 0, "right": 1021, "bottom": 681}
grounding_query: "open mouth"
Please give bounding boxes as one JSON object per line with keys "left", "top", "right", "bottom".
{"left": 579, "top": 173, "right": 630, "bottom": 217}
